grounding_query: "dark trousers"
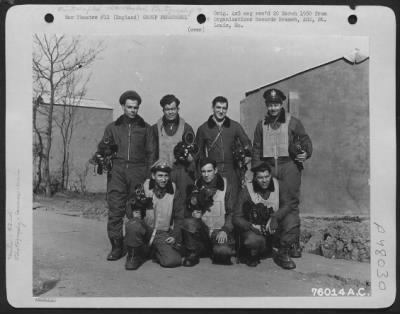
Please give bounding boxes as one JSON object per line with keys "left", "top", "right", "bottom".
{"left": 277, "top": 211, "right": 300, "bottom": 247}
{"left": 107, "top": 162, "right": 147, "bottom": 240}
{"left": 170, "top": 164, "right": 194, "bottom": 216}
{"left": 270, "top": 160, "right": 301, "bottom": 211}
{"left": 182, "top": 217, "right": 235, "bottom": 258}
{"left": 125, "top": 218, "right": 182, "bottom": 268}
{"left": 240, "top": 210, "right": 300, "bottom": 253}
{"left": 270, "top": 160, "right": 302, "bottom": 243}
{"left": 241, "top": 230, "right": 268, "bottom": 255}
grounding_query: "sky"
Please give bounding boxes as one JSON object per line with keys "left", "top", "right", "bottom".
{"left": 81, "top": 34, "right": 368, "bottom": 131}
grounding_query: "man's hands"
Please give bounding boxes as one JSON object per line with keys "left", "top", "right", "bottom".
{"left": 251, "top": 224, "right": 262, "bottom": 234}
{"left": 266, "top": 216, "right": 278, "bottom": 234}
{"left": 216, "top": 230, "right": 228, "bottom": 244}
{"left": 295, "top": 151, "right": 307, "bottom": 163}
{"left": 165, "top": 236, "right": 176, "bottom": 244}
{"left": 187, "top": 153, "right": 194, "bottom": 163}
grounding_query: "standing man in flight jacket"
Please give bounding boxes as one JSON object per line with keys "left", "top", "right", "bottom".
{"left": 100, "top": 90, "right": 156, "bottom": 261}
{"left": 196, "top": 96, "right": 252, "bottom": 200}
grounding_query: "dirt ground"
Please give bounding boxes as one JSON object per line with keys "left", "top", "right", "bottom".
{"left": 32, "top": 192, "right": 371, "bottom": 298}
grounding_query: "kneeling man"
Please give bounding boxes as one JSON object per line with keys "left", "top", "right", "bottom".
{"left": 124, "top": 160, "right": 183, "bottom": 270}
{"left": 233, "top": 161, "right": 300, "bottom": 269}
{"left": 182, "top": 158, "right": 236, "bottom": 266}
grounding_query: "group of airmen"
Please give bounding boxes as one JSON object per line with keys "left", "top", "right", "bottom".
{"left": 96, "top": 88, "right": 313, "bottom": 271}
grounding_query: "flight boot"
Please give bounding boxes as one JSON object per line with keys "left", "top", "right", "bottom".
{"left": 289, "top": 242, "right": 302, "bottom": 258}
{"left": 107, "top": 238, "right": 124, "bottom": 261}
{"left": 275, "top": 247, "right": 296, "bottom": 270}
{"left": 246, "top": 251, "right": 260, "bottom": 267}
{"left": 182, "top": 252, "right": 200, "bottom": 267}
{"left": 125, "top": 246, "right": 146, "bottom": 270}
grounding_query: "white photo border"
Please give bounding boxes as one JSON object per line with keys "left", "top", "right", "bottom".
{"left": 5, "top": 4, "right": 397, "bottom": 308}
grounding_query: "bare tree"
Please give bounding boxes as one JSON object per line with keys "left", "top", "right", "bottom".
{"left": 32, "top": 34, "right": 103, "bottom": 196}
{"left": 72, "top": 162, "right": 91, "bottom": 194}
{"left": 53, "top": 73, "right": 88, "bottom": 190}
{"left": 33, "top": 95, "right": 45, "bottom": 193}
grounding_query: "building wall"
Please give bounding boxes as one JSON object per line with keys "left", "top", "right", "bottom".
{"left": 241, "top": 59, "right": 369, "bottom": 215}
{"left": 34, "top": 105, "right": 113, "bottom": 193}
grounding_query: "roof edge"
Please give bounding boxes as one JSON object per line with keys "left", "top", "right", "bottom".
{"left": 36, "top": 95, "right": 113, "bottom": 110}
{"left": 245, "top": 56, "right": 370, "bottom": 97}
{"left": 38, "top": 102, "right": 113, "bottom": 111}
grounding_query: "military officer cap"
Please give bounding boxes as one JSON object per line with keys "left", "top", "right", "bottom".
{"left": 150, "top": 159, "right": 172, "bottom": 173}
{"left": 199, "top": 157, "right": 217, "bottom": 169}
{"left": 251, "top": 160, "right": 272, "bottom": 173}
{"left": 119, "top": 90, "right": 142, "bottom": 105}
{"left": 263, "top": 88, "right": 286, "bottom": 103}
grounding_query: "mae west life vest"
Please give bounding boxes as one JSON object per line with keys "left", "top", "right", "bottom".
{"left": 200, "top": 177, "right": 227, "bottom": 232}
{"left": 143, "top": 179, "right": 175, "bottom": 231}
{"left": 262, "top": 113, "right": 291, "bottom": 158}
{"left": 157, "top": 117, "right": 186, "bottom": 166}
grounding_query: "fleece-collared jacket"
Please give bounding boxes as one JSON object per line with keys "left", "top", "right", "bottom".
{"left": 233, "top": 178, "right": 294, "bottom": 232}
{"left": 100, "top": 114, "right": 156, "bottom": 171}
{"left": 195, "top": 116, "right": 252, "bottom": 170}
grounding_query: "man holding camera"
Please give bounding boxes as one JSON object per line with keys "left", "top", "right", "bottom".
{"left": 233, "top": 161, "right": 298, "bottom": 269}
{"left": 99, "top": 90, "right": 156, "bottom": 261}
{"left": 124, "top": 159, "right": 183, "bottom": 270}
{"left": 151, "top": 94, "right": 197, "bottom": 216}
{"left": 181, "top": 157, "right": 236, "bottom": 266}
{"left": 196, "top": 96, "right": 252, "bottom": 199}
{"left": 252, "top": 88, "right": 312, "bottom": 257}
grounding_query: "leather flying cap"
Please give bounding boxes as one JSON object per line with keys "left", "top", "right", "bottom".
{"left": 263, "top": 88, "right": 286, "bottom": 103}
{"left": 199, "top": 157, "right": 217, "bottom": 169}
{"left": 150, "top": 159, "right": 172, "bottom": 173}
{"left": 119, "top": 90, "right": 142, "bottom": 105}
{"left": 251, "top": 160, "right": 272, "bottom": 173}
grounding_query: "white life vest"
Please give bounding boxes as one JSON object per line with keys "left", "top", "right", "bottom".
{"left": 143, "top": 179, "right": 175, "bottom": 231}
{"left": 262, "top": 113, "right": 291, "bottom": 158}
{"left": 157, "top": 117, "right": 185, "bottom": 165}
{"left": 246, "top": 177, "right": 279, "bottom": 212}
{"left": 200, "top": 177, "right": 227, "bottom": 232}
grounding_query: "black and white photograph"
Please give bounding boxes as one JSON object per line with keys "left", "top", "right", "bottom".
{"left": 5, "top": 4, "right": 396, "bottom": 308}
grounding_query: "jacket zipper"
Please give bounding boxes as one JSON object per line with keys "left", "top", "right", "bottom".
{"left": 127, "top": 123, "right": 131, "bottom": 168}
{"left": 220, "top": 126, "right": 224, "bottom": 171}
